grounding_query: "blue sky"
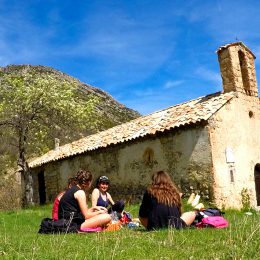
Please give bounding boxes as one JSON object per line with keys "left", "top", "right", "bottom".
{"left": 1, "top": 0, "right": 260, "bottom": 114}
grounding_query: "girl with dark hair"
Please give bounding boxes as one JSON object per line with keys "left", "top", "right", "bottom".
{"left": 91, "top": 175, "right": 125, "bottom": 214}
{"left": 52, "top": 177, "right": 76, "bottom": 220}
{"left": 58, "top": 170, "right": 111, "bottom": 230}
{"left": 139, "top": 170, "right": 195, "bottom": 230}
{"left": 91, "top": 176, "right": 114, "bottom": 208}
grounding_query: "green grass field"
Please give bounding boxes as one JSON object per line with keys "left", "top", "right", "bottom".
{"left": 0, "top": 204, "right": 259, "bottom": 259}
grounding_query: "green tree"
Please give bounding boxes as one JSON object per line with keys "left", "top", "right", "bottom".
{"left": 0, "top": 71, "right": 97, "bottom": 206}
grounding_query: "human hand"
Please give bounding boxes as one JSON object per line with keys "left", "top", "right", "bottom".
{"left": 93, "top": 206, "right": 107, "bottom": 213}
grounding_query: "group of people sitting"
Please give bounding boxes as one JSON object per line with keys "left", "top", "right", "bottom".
{"left": 52, "top": 169, "right": 196, "bottom": 232}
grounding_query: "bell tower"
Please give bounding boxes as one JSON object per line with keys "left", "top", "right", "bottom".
{"left": 217, "top": 42, "right": 258, "bottom": 97}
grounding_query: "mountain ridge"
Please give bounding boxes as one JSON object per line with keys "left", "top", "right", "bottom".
{"left": 0, "top": 64, "right": 141, "bottom": 130}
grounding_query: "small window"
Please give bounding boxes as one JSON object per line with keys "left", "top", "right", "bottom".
{"left": 230, "top": 169, "right": 234, "bottom": 182}
{"left": 249, "top": 111, "right": 254, "bottom": 118}
{"left": 228, "top": 164, "right": 235, "bottom": 183}
{"left": 143, "top": 147, "right": 154, "bottom": 164}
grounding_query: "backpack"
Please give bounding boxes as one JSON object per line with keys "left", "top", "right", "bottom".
{"left": 195, "top": 208, "right": 224, "bottom": 222}
{"left": 202, "top": 208, "right": 224, "bottom": 217}
{"left": 196, "top": 216, "right": 229, "bottom": 229}
{"left": 38, "top": 218, "right": 78, "bottom": 234}
{"left": 111, "top": 200, "right": 125, "bottom": 213}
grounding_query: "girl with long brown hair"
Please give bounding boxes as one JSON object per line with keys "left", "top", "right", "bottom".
{"left": 139, "top": 170, "right": 195, "bottom": 230}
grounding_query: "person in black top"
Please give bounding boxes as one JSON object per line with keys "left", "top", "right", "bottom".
{"left": 139, "top": 170, "right": 196, "bottom": 230}
{"left": 58, "top": 169, "right": 111, "bottom": 230}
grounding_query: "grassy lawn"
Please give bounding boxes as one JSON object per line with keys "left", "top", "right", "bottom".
{"left": 0, "top": 204, "right": 259, "bottom": 259}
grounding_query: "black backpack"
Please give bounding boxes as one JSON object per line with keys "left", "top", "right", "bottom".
{"left": 195, "top": 208, "right": 225, "bottom": 223}
{"left": 202, "top": 208, "right": 224, "bottom": 217}
{"left": 38, "top": 218, "right": 78, "bottom": 234}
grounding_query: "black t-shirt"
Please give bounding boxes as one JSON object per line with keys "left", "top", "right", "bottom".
{"left": 139, "top": 191, "right": 186, "bottom": 230}
{"left": 58, "top": 185, "right": 85, "bottom": 225}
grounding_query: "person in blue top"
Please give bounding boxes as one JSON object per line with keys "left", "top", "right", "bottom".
{"left": 91, "top": 175, "right": 124, "bottom": 214}
{"left": 91, "top": 176, "right": 114, "bottom": 208}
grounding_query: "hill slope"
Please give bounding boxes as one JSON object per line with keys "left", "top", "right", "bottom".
{"left": 0, "top": 65, "right": 140, "bottom": 130}
{"left": 0, "top": 64, "right": 140, "bottom": 176}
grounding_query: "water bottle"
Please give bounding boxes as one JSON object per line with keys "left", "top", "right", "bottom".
{"left": 111, "top": 211, "right": 118, "bottom": 223}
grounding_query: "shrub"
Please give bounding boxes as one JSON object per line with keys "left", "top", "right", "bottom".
{"left": 240, "top": 188, "right": 251, "bottom": 212}
{"left": 0, "top": 173, "right": 21, "bottom": 210}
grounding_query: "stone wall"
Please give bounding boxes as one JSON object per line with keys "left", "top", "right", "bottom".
{"left": 209, "top": 93, "right": 260, "bottom": 209}
{"left": 31, "top": 124, "right": 213, "bottom": 204}
{"left": 217, "top": 42, "right": 258, "bottom": 97}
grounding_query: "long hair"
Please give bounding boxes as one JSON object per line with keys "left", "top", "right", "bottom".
{"left": 147, "top": 171, "right": 181, "bottom": 210}
{"left": 74, "top": 169, "right": 92, "bottom": 188}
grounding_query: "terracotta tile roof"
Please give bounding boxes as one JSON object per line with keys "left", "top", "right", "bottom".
{"left": 29, "top": 91, "right": 235, "bottom": 168}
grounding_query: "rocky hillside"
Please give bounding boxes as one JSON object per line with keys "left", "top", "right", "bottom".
{"left": 0, "top": 65, "right": 140, "bottom": 178}
{"left": 0, "top": 65, "right": 140, "bottom": 131}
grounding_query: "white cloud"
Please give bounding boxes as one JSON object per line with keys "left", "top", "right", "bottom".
{"left": 0, "top": 2, "right": 180, "bottom": 99}
{"left": 195, "top": 67, "right": 222, "bottom": 88}
{"left": 1, "top": 0, "right": 260, "bottom": 115}
{"left": 0, "top": 5, "right": 59, "bottom": 65}
{"left": 183, "top": 0, "right": 260, "bottom": 41}
{"left": 120, "top": 88, "right": 196, "bottom": 115}
{"left": 58, "top": 6, "right": 179, "bottom": 88}
{"left": 163, "top": 80, "right": 184, "bottom": 89}
{"left": 133, "top": 88, "right": 159, "bottom": 98}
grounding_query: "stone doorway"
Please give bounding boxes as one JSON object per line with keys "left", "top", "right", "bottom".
{"left": 254, "top": 164, "right": 260, "bottom": 206}
{"left": 38, "top": 171, "right": 46, "bottom": 204}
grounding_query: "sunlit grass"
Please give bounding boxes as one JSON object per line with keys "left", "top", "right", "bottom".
{"left": 0, "top": 204, "right": 259, "bottom": 259}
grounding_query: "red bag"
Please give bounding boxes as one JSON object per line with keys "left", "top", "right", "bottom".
{"left": 196, "top": 216, "right": 228, "bottom": 229}
{"left": 120, "top": 212, "right": 132, "bottom": 225}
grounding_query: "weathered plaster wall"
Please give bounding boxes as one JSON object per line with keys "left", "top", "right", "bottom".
{"left": 209, "top": 93, "right": 260, "bottom": 209}
{"left": 32, "top": 124, "right": 213, "bottom": 204}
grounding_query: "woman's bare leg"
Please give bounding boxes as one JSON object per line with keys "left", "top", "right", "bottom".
{"left": 80, "top": 213, "right": 111, "bottom": 229}
{"left": 180, "top": 211, "right": 196, "bottom": 226}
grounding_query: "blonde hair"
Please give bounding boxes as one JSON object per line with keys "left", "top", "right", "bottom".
{"left": 147, "top": 171, "right": 181, "bottom": 210}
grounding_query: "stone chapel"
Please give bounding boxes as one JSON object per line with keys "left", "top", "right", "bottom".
{"left": 29, "top": 42, "right": 260, "bottom": 209}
